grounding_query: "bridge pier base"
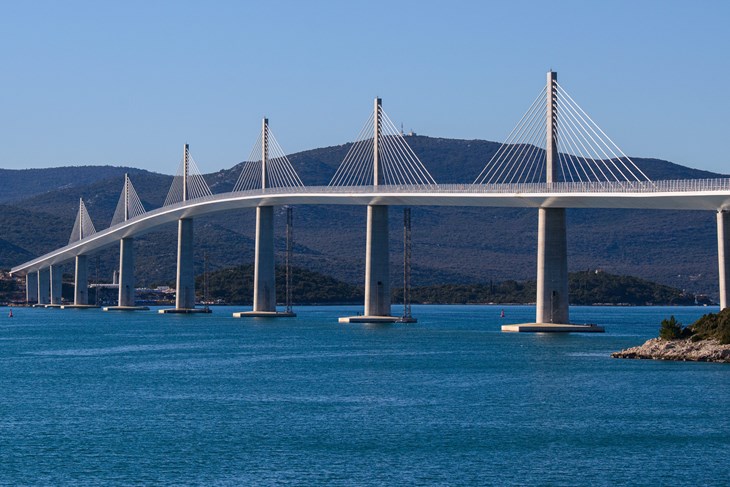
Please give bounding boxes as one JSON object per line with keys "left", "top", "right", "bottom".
{"left": 160, "top": 218, "right": 209, "bottom": 314}
{"left": 718, "top": 210, "right": 730, "bottom": 310}
{"left": 35, "top": 269, "right": 50, "bottom": 307}
{"left": 26, "top": 272, "right": 38, "bottom": 304}
{"left": 504, "top": 207, "right": 603, "bottom": 332}
{"left": 104, "top": 237, "right": 148, "bottom": 311}
{"left": 339, "top": 205, "right": 395, "bottom": 323}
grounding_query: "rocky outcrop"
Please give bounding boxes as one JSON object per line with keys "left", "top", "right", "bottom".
{"left": 612, "top": 337, "right": 730, "bottom": 363}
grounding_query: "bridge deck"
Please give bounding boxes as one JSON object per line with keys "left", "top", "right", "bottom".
{"left": 11, "top": 181, "right": 730, "bottom": 275}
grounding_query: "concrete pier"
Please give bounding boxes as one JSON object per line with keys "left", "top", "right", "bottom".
{"left": 160, "top": 218, "right": 209, "bottom": 314}
{"left": 340, "top": 205, "right": 394, "bottom": 323}
{"left": 718, "top": 210, "right": 730, "bottom": 310}
{"left": 37, "top": 268, "right": 50, "bottom": 306}
{"left": 49, "top": 264, "right": 63, "bottom": 306}
{"left": 176, "top": 218, "right": 195, "bottom": 309}
{"left": 26, "top": 272, "right": 38, "bottom": 304}
{"left": 365, "top": 205, "right": 391, "bottom": 316}
{"left": 234, "top": 205, "right": 293, "bottom": 318}
{"left": 74, "top": 255, "right": 88, "bottom": 305}
{"left": 104, "top": 237, "right": 148, "bottom": 311}
{"left": 536, "top": 207, "right": 569, "bottom": 324}
{"left": 254, "top": 206, "right": 275, "bottom": 312}
{"left": 62, "top": 255, "right": 99, "bottom": 309}
{"left": 119, "top": 237, "right": 136, "bottom": 307}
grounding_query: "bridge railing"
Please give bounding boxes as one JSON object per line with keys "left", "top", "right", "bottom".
{"left": 106, "top": 177, "right": 730, "bottom": 233}
{"left": 216, "top": 178, "right": 730, "bottom": 196}
{"left": 149, "top": 178, "right": 730, "bottom": 208}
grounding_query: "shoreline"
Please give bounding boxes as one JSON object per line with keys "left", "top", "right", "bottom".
{"left": 612, "top": 337, "right": 730, "bottom": 363}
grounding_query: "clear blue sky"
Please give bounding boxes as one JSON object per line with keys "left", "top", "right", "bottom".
{"left": 1, "top": 0, "right": 728, "bottom": 175}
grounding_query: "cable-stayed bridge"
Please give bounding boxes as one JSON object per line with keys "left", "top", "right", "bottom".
{"left": 11, "top": 72, "right": 730, "bottom": 329}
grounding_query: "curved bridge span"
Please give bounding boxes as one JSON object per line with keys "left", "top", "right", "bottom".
{"left": 11, "top": 181, "right": 730, "bottom": 275}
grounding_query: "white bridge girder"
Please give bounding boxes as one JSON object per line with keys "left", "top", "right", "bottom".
{"left": 10, "top": 186, "right": 730, "bottom": 276}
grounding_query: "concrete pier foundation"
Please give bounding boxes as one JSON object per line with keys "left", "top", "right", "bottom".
{"left": 37, "top": 269, "right": 50, "bottom": 306}
{"left": 718, "top": 210, "right": 730, "bottom": 310}
{"left": 26, "top": 272, "right": 38, "bottom": 304}
{"left": 49, "top": 265, "right": 63, "bottom": 306}
{"left": 536, "top": 207, "right": 569, "bottom": 324}
{"left": 104, "top": 238, "right": 148, "bottom": 311}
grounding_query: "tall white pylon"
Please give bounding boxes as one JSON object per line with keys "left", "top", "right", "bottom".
{"left": 111, "top": 173, "right": 146, "bottom": 226}
{"left": 164, "top": 144, "right": 212, "bottom": 206}
{"left": 69, "top": 198, "right": 97, "bottom": 244}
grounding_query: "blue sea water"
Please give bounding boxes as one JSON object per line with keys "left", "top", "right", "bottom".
{"left": 0, "top": 305, "right": 728, "bottom": 486}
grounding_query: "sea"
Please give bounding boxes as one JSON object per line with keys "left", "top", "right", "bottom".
{"left": 0, "top": 305, "right": 728, "bottom": 486}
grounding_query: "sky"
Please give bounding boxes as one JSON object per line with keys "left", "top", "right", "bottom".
{"left": 1, "top": 0, "right": 729, "bottom": 175}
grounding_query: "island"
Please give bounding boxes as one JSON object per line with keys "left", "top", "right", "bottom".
{"left": 612, "top": 309, "right": 730, "bottom": 363}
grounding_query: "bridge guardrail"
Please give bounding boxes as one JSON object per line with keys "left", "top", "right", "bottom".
{"left": 203, "top": 178, "right": 730, "bottom": 197}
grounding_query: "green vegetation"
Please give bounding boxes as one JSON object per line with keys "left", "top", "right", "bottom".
{"left": 658, "top": 309, "right": 730, "bottom": 344}
{"left": 659, "top": 316, "right": 691, "bottom": 340}
{"left": 196, "top": 265, "right": 696, "bottom": 307}
{"left": 196, "top": 264, "right": 363, "bottom": 305}
{"left": 687, "top": 309, "right": 730, "bottom": 344}
{"left": 568, "top": 271, "right": 695, "bottom": 306}
{"left": 394, "top": 270, "right": 695, "bottom": 306}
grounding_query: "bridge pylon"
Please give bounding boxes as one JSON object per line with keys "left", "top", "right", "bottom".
{"left": 235, "top": 118, "right": 295, "bottom": 318}
{"left": 536, "top": 71, "right": 570, "bottom": 325}
{"left": 505, "top": 71, "right": 602, "bottom": 332}
{"left": 340, "top": 98, "right": 397, "bottom": 323}
{"left": 161, "top": 144, "right": 209, "bottom": 314}
{"left": 105, "top": 174, "right": 149, "bottom": 311}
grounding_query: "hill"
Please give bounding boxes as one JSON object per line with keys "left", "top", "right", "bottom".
{"left": 0, "top": 166, "right": 160, "bottom": 204}
{"left": 0, "top": 136, "right": 726, "bottom": 299}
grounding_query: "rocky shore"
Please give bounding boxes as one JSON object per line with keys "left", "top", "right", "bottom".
{"left": 612, "top": 337, "right": 730, "bottom": 363}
